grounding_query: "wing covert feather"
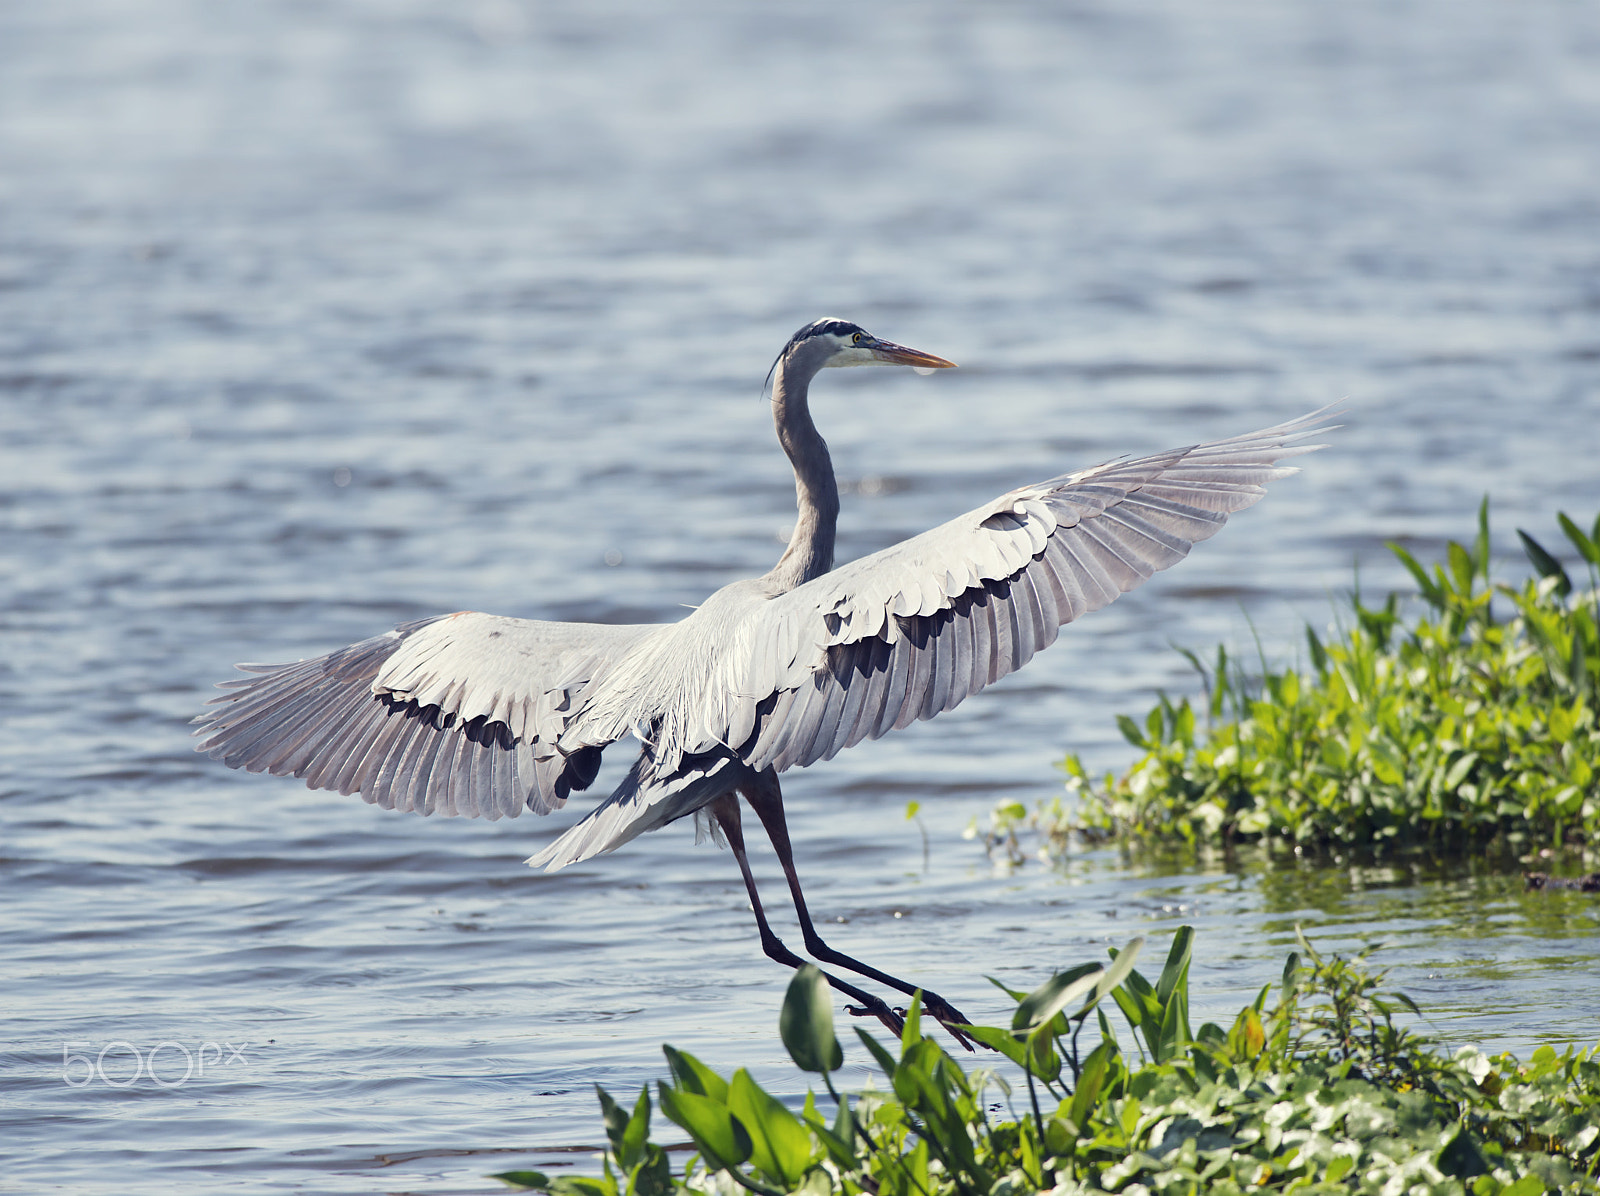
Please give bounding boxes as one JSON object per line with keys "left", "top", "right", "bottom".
{"left": 194, "top": 614, "right": 656, "bottom": 819}
{"left": 726, "top": 407, "right": 1336, "bottom": 773}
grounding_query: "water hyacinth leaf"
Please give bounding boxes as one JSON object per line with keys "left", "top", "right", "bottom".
{"left": 621, "top": 1087, "right": 653, "bottom": 1171}
{"left": 1116, "top": 967, "right": 1164, "bottom": 1055}
{"left": 1559, "top": 511, "right": 1600, "bottom": 566}
{"left": 779, "top": 965, "right": 842, "bottom": 1074}
{"left": 1117, "top": 713, "right": 1149, "bottom": 749}
{"left": 656, "top": 1085, "right": 752, "bottom": 1171}
{"left": 1155, "top": 986, "right": 1189, "bottom": 1063}
{"left": 986, "top": 976, "right": 1030, "bottom": 1002}
{"left": 959, "top": 1023, "right": 1031, "bottom": 1069}
{"left": 1448, "top": 541, "right": 1476, "bottom": 595}
{"left": 490, "top": 1171, "right": 551, "bottom": 1191}
{"left": 1519, "top": 530, "right": 1572, "bottom": 597}
{"left": 1068, "top": 1041, "right": 1115, "bottom": 1128}
{"left": 597, "top": 1085, "right": 628, "bottom": 1151}
{"left": 728, "top": 1069, "right": 814, "bottom": 1187}
{"left": 854, "top": 1027, "right": 900, "bottom": 1081}
{"left": 1154, "top": 926, "right": 1193, "bottom": 1007}
{"left": 1226, "top": 1006, "right": 1265, "bottom": 1059}
{"left": 1474, "top": 495, "right": 1491, "bottom": 577}
{"left": 1387, "top": 540, "right": 1443, "bottom": 607}
{"left": 1444, "top": 751, "right": 1479, "bottom": 790}
{"left": 662, "top": 1045, "right": 729, "bottom": 1103}
{"left": 1307, "top": 625, "right": 1327, "bottom": 674}
{"left": 1096, "top": 937, "right": 1145, "bottom": 1003}
{"left": 803, "top": 1113, "right": 857, "bottom": 1173}
{"left": 1023, "top": 1023, "right": 1063, "bottom": 1083}
{"left": 900, "top": 991, "right": 923, "bottom": 1052}
{"left": 1097, "top": 1006, "right": 1119, "bottom": 1050}
{"left": 1013, "top": 961, "right": 1102, "bottom": 1032}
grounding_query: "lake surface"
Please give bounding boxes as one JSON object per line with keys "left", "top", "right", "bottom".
{"left": 3, "top": 0, "right": 1598, "bottom": 1191}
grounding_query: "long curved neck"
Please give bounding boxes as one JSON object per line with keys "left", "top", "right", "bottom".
{"left": 765, "top": 354, "right": 839, "bottom": 593}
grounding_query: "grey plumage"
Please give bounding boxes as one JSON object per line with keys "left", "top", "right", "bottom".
{"left": 195, "top": 318, "right": 1333, "bottom": 1041}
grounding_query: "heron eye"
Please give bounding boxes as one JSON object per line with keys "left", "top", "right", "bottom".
{"left": 852, "top": 332, "right": 862, "bottom": 344}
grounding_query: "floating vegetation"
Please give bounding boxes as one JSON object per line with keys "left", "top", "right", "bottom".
{"left": 494, "top": 929, "right": 1600, "bottom": 1195}
{"left": 1037, "top": 503, "right": 1600, "bottom": 855}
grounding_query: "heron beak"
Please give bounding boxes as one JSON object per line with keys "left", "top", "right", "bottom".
{"left": 868, "top": 339, "right": 958, "bottom": 370}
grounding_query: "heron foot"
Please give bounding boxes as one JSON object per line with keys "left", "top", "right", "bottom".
{"left": 843, "top": 1000, "right": 905, "bottom": 1039}
{"left": 917, "top": 992, "right": 981, "bottom": 1053}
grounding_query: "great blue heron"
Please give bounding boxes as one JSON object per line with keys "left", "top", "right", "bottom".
{"left": 195, "top": 318, "right": 1330, "bottom": 1046}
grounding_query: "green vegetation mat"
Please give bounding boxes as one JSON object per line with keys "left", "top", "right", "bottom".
{"left": 494, "top": 930, "right": 1600, "bottom": 1196}
{"left": 1050, "top": 503, "right": 1600, "bottom": 852}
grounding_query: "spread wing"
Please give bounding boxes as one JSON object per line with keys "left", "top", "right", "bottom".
{"left": 717, "top": 407, "right": 1337, "bottom": 774}
{"left": 193, "top": 613, "right": 657, "bottom": 819}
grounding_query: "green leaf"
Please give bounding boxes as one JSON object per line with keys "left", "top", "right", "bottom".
{"left": 1559, "top": 511, "right": 1600, "bottom": 566}
{"left": 779, "top": 965, "right": 843, "bottom": 1073}
{"left": 900, "top": 991, "right": 923, "bottom": 1052}
{"left": 959, "top": 1023, "right": 1031, "bottom": 1069}
{"left": 1306, "top": 625, "right": 1327, "bottom": 675}
{"left": 657, "top": 1085, "right": 752, "bottom": 1172}
{"left": 1474, "top": 495, "right": 1491, "bottom": 577}
{"left": 490, "top": 1171, "right": 553, "bottom": 1192}
{"left": 728, "top": 1069, "right": 814, "bottom": 1187}
{"left": 986, "top": 975, "right": 1031, "bottom": 1002}
{"left": 1097, "top": 938, "right": 1146, "bottom": 1004}
{"left": 1448, "top": 541, "right": 1475, "bottom": 596}
{"left": 1518, "top": 530, "right": 1572, "bottom": 598}
{"left": 1225, "top": 1006, "right": 1266, "bottom": 1060}
{"left": 1117, "top": 713, "right": 1150, "bottom": 749}
{"left": 1023, "top": 1023, "right": 1063, "bottom": 1084}
{"left": 1444, "top": 751, "right": 1479, "bottom": 790}
{"left": 547, "top": 1178, "right": 616, "bottom": 1196}
{"left": 803, "top": 1112, "right": 858, "bottom": 1173}
{"left": 597, "top": 1085, "right": 629, "bottom": 1152}
{"left": 831, "top": 1095, "right": 859, "bottom": 1164}
{"left": 662, "top": 1046, "right": 728, "bottom": 1103}
{"left": 1097, "top": 1006, "right": 1119, "bottom": 1050}
{"left": 1013, "top": 962, "right": 1103, "bottom": 1032}
{"left": 1154, "top": 986, "right": 1189, "bottom": 1063}
{"left": 621, "top": 1087, "right": 652, "bottom": 1170}
{"left": 1068, "top": 1040, "right": 1115, "bottom": 1127}
{"left": 1504, "top": 1175, "right": 1547, "bottom": 1196}
{"left": 1387, "top": 541, "right": 1444, "bottom": 608}
{"left": 854, "top": 1027, "right": 900, "bottom": 1081}
{"left": 1154, "top": 926, "right": 1193, "bottom": 1007}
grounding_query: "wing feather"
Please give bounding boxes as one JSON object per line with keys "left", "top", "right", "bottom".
{"left": 736, "top": 407, "right": 1336, "bottom": 774}
{"left": 195, "top": 614, "right": 656, "bottom": 819}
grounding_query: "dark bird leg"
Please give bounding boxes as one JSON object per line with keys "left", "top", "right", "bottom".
{"left": 737, "top": 772, "right": 978, "bottom": 1051}
{"left": 711, "top": 796, "right": 905, "bottom": 1041}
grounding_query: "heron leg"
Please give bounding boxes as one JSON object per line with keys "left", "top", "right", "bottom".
{"left": 710, "top": 795, "right": 905, "bottom": 1041}
{"left": 737, "top": 773, "right": 978, "bottom": 1052}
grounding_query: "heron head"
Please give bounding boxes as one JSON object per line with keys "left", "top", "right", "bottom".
{"left": 769, "top": 319, "right": 957, "bottom": 387}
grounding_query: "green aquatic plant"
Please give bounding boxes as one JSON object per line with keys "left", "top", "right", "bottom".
{"left": 1052, "top": 502, "right": 1600, "bottom": 853}
{"left": 493, "top": 929, "right": 1600, "bottom": 1195}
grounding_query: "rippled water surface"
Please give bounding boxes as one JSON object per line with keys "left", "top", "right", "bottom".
{"left": 4, "top": 1, "right": 1599, "bottom": 1191}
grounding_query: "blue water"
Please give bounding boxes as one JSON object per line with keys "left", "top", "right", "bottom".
{"left": 3, "top": 0, "right": 1599, "bottom": 1191}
